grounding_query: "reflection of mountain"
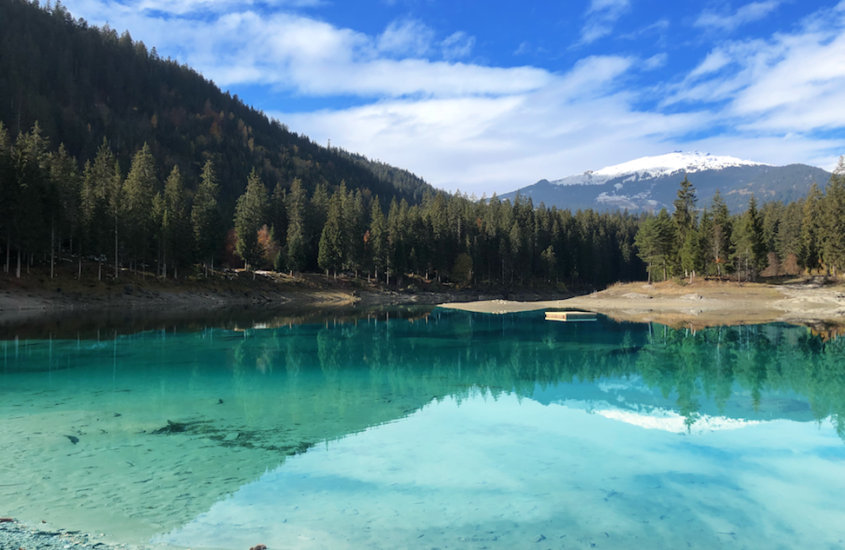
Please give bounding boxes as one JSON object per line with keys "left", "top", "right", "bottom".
{"left": 1, "top": 310, "right": 844, "bottom": 544}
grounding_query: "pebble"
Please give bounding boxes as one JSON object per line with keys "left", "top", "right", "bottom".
{"left": 0, "top": 520, "right": 151, "bottom": 550}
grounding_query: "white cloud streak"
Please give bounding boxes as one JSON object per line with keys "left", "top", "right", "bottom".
{"left": 695, "top": 1, "right": 782, "bottom": 32}
{"left": 578, "top": 0, "right": 631, "bottom": 45}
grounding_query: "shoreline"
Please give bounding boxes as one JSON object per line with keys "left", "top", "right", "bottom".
{"left": 0, "top": 518, "right": 155, "bottom": 550}
{"left": 440, "top": 278, "right": 845, "bottom": 330}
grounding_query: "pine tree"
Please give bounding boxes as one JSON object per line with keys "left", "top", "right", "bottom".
{"left": 679, "top": 227, "right": 704, "bottom": 283}
{"left": 50, "top": 144, "right": 80, "bottom": 278}
{"left": 655, "top": 208, "right": 677, "bottom": 281}
{"left": 821, "top": 158, "right": 845, "bottom": 277}
{"left": 192, "top": 160, "right": 221, "bottom": 276}
{"left": 0, "top": 122, "right": 14, "bottom": 274}
{"left": 122, "top": 144, "right": 157, "bottom": 274}
{"left": 710, "top": 191, "right": 732, "bottom": 278}
{"left": 799, "top": 183, "right": 823, "bottom": 274}
{"left": 318, "top": 190, "right": 346, "bottom": 279}
{"left": 269, "top": 181, "right": 287, "bottom": 243}
{"left": 698, "top": 208, "right": 714, "bottom": 276}
{"left": 673, "top": 175, "right": 697, "bottom": 249}
{"left": 731, "top": 195, "right": 766, "bottom": 281}
{"left": 634, "top": 217, "right": 659, "bottom": 284}
{"left": 369, "top": 199, "right": 387, "bottom": 282}
{"left": 285, "top": 178, "right": 307, "bottom": 276}
{"left": 162, "top": 166, "right": 191, "bottom": 279}
{"left": 234, "top": 169, "right": 268, "bottom": 279}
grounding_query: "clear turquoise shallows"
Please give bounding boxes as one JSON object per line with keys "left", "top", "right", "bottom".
{"left": 1, "top": 308, "right": 844, "bottom": 549}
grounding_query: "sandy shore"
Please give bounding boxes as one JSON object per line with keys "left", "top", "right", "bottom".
{"left": 440, "top": 278, "right": 845, "bottom": 329}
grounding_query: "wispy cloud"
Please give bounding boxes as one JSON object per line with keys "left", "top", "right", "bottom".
{"left": 440, "top": 31, "right": 476, "bottom": 60}
{"left": 377, "top": 19, "right": 434, "bottom": 57}
{"left": 694, "top": 1, "right": 783, "bottom": 32}
{"left": 514, "top": 41, "right": 531, "bottom": 55}
{"left": 577, "top": 0, "right": 631, "bottom": 45}
{"left": 644, "top": 53, "right": 668, "bottom": 70}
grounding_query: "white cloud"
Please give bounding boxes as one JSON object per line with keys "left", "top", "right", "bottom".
{"left": 514, "top": 41, "right": 531, "bottom": 55}
{"left": 644, "top": 53, "right": 668, "bottom": 71}
{"left": 695, "top": 1, "right": 782, "bottom": 32}
{"left": 440, "top": 31, "right": 476, "bottom": 60}
{"left": 577, "top": 0, "right": 631, "bottom": 45}
{"left": 62, "top": 0, "right": 845, "bottom": 194}
{"left": 377, "top": 19, "right": 434, "bottom": 57}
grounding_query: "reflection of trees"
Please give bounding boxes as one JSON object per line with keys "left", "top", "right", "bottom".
{"left": 7, "top": 310, "right": 845, "bottom": 441}
{"left": 635, "top": 321, "right": 845, "bottom": 437}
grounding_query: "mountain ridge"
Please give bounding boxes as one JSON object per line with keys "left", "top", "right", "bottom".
{"left": 502, "top": 152, "right": 830, "bottom": 212}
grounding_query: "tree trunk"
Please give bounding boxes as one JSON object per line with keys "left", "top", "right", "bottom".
{"left": 98, "top": 262, "right": 102, "bottom": 281}
{"left": 6, "top": 230, "right": 11, "bottom": 273}
{"left": 16, "top": 247, "right": 21, "bottom": 278}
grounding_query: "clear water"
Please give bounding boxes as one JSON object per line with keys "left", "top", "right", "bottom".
{"left": 1, "top": 308, "right": 844, "bottom": 550}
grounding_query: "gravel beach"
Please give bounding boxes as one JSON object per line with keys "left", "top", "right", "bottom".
{"left": 0, "top": 519, "right": 152, "bottom": 550}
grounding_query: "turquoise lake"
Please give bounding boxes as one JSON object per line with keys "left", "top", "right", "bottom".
{"left": 1, "top": 307, "right": 844, "bottom": 550}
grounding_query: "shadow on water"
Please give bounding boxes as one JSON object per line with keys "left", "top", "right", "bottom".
{"left": 0, "top": 303, "right": 434, "bottom": 340}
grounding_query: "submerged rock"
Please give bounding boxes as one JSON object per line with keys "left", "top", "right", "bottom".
{"left": 152, "top": 420, "right": 187, "bottom": 435}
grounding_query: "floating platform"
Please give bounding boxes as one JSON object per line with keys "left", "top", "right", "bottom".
{"left": 545, "top": 310, "right": 597, "bottom": 322}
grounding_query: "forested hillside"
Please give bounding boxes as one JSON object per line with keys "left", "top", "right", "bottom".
{"left": 2, "top": 0, "right": 843, "bottom": 291}
{"left": 0, "top": 0, "right": 434, "bottom": 213}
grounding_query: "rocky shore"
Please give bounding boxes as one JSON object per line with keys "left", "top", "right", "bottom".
{"left": 0, "top": 518, "right": 152, "bottom": 550}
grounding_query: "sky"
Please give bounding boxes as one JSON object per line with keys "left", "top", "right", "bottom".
{"left": 62, "top": 0, "right": 845, "bottom": 195}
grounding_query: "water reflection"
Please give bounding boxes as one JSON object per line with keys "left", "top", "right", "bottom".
{"left": 1, "top": 309, "right": 844, "bottom": 548}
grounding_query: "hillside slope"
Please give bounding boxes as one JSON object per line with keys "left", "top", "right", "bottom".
{"left": 0, "top": 0, "right": 435, "bottom": 212}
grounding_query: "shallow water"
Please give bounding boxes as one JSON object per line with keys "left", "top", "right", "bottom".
{"left": 1, "top": 308, "right": 844, "bottom": 550}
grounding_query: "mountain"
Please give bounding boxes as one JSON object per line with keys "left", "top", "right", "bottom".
{"left": 501, "top": 152, "right": 831, "bottom": 212}
{"left": 0, "top": 0, "right": 435, "bottom": 214}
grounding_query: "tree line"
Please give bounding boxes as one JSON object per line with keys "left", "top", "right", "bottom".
{"left": 634, "top": 164, "right": 845, "bottom": 283}
{"left": 0, "top": 122, "right": 645, "bottom": 287}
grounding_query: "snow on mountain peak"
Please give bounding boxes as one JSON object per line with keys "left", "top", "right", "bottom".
{"left": 551, "top": 151, "right": 769, "bottom": 187}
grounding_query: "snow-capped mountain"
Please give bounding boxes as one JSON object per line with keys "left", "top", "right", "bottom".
{"left": 501, "top": 151, "right": 828, "bottom": 212}
{"left": 549, "top": 151, "right": 767, "bottom": 186}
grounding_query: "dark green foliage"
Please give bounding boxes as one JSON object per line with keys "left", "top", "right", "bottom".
{"left": 285, "top": 178, "right": 307, "bottom": 274}
{"left": 318, "top": 190, "right": 346, "bottom": 277}
{"left": 821, "top": 159, "right": 845, "bottom": 276}
{"left": 234, "top": 169, "right": 268, "bottom": 275}
{"left": 192, "top": 160, "right": 222, "bottom": 273}
{"left": 0, "top": 0, "right": 434, "bottom": 220}
{"left": 162, "top": 166, "right": 192, "bottom": 277}
{"left": 731, "top": 195, "right": 767, "bottom": 281}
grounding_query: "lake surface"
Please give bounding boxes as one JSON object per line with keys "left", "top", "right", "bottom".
{"left": 1, "top": 307, "right": 844, "bottom": 550}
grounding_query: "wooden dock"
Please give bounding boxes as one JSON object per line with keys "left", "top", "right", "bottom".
{"left": 545, "top": 311, "right": 597, "bottom": 322}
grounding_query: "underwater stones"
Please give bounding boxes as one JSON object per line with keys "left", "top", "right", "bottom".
{"left": 249, "top": 545, "right": 267, "bottom": 550}
{"left": 152, "top": 420, "right": 187, "bottom": 435}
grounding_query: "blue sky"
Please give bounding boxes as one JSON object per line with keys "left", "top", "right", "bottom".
{"left": 64, "top": 0, "right": 845, "bottom": 194}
